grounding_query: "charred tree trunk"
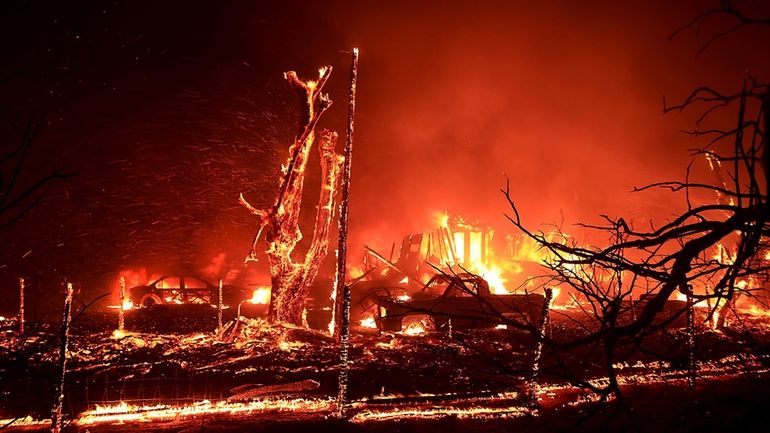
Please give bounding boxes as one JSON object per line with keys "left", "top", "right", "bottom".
{"left": 241, "top": 67, "right": 343, "bottom": 325}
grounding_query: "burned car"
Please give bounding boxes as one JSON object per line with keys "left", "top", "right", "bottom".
{"left": 129, "top": 276, "right": 248, "bottom": 308}
{"left": 374, "top": 273, "right": 546, "bottom": 332}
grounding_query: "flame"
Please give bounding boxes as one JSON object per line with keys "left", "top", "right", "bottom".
{"left": 712, "top": 243, "right": 736, "bottom": 265}
{"left": 122, "top": 299, "right": 134, "bottom": 310}
{"left": 248, "top": 287, "right": 271, "bottom": 305}
{"left": 0, "top": 416, "right": 48, "bottom": 427}
{"left": 474, "top": 262, "right": 508, "bottom": 294}
{"left": 111, "top": 329, "right": 127, "bottom": 339}
{"left": 76, "top": 398, "right": 333, "bottom": 426}
{"left": 431, "top": 211, "right": 524, "bottom": 293}
{"left": 742, "top": 304, "right": 770, "bottom": 318}
{"left": 402, "top": 322, "right": 426, "bottom": 336}
{"left": 359, "top": 316, "right": 377, "bottom": 329}
{"left": 347, "top": 264, "right": 365, "bottom": 279}
{"left": 435, "top": 210, "right": 450, "bottom": 229}
{"left": 549, "top": 287, "right": 561, "bottom": 306}
{"left": 453, "top": 232, "right": 465, "bottom": 263}
{"left": 352, "top": 404, "right": 528, "bottom": 421}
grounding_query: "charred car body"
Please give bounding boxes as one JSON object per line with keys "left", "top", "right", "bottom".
{"left": 129, "top": 276, "right": 248, "bottom": 308}
{"left": 373, "top": 273, "right": 546, "bottom": 332}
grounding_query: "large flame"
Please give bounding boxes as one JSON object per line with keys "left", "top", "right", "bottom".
{"left": 248, "top": 287, "right": 271, "bottom": 305}
{"left": 402, "top": 322, "right": 426, "bottom": 336}
{"left": 359, "top": 316, "right": 377, "bottom": 329}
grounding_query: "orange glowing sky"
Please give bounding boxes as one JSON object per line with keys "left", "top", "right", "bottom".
{"left": 0, "top": 0, "right": 768, "bottom": 305}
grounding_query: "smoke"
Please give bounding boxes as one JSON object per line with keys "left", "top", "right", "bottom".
{"left": 1, "top": 1, "right": 769, "bottom": 303}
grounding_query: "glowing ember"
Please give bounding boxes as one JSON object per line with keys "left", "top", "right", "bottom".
{"left": 76, "top": 398, "right": 333, "bottom": 426}
{"left": 402, "top": 322, "right": 426, "bottom": 336}
{"left": 248, "top": 287, "right": 271, "bottom": 305}
{"left": 352, "top": 404, "right": 529, "bottom": 421}
{"left": 0, "top": 416, "right": 48, "bottom": 427}
{"left": 106, "top": 300, "right": 135, "bottom": 311}
{"left": 111, "top": 329, "right": 128, "bottom": 339}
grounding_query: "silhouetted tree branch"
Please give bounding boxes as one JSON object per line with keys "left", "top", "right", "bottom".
{"left": 0, "top": 78, "right": 76, "bottom": 231}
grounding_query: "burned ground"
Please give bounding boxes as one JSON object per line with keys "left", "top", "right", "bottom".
{"left": 2, "top": 304, "right": 770, "bottom": 432}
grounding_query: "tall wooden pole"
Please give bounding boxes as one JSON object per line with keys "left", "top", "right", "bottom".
{"left": 686, "top": 289, "right": 696, "bottom": 390}
{"left": 118, "top": 275, "right": 126, "bottom": 332}
{"left": 52, "top": 282, "right": 74, "bottom": 433}
{"left": 217, "top": 278, "right": 224, "bottom": 336}
{"left": 336, "top": 47, "right": 359, "bottom": 419}
{"left": 18, "top": 277, "right": 25, "bottom": 334}
{"left": 528, "top": 287, "right": 554, "bottom": 407}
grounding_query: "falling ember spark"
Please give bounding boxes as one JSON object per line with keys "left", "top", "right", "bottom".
{"left": 248, "top": 287, "right": 271, "bottom": 305}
